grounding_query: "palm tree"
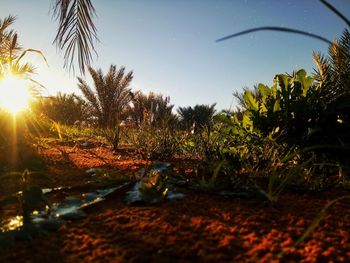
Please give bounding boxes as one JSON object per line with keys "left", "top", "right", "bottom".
{"left": 0, "top": 15, "right": 46, "bottom": 93}
{"left": 34, "top": 92, "right": 90, "bottom": 125}
{"left": 77, "top": 64, "right": 134, "bottom": 128}
{"left": 177, "top": 106, "right": 194, "bottom": 131}
{"left": 177, "top": 104, "right": 216, "bottom": 133}
{"left": 192, "top": 104, "right": 216, "bottom": 133}
{"left": 311, "top": 29, "right": 350, "bottom": 146}
{"left": 130, "top": 91, "right": 175, "bottom": 127}
{"left": 0, "top": 16, "right": 35, "bottom": 78}
{"left": 313, "top": 30, "right": 350, "bottom": 101}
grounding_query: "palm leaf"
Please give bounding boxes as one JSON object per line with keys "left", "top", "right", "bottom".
{"left": 77, "top": 77, "right": 101, "bottom": 117}
{"left": 52, "top": 0, "right": 98, "bottom": 74}
{"left": 216, "top": 26, "right": 332, "bottom": 45}
{"left": 320, "top": 0, "right": 350, "bottom": 28}
{"left": 15, "top": 48, "right": 48, "bottom": 67}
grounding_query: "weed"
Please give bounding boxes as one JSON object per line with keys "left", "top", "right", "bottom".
{"left": 294, "top": 195, "right": 350, "bottom": 246}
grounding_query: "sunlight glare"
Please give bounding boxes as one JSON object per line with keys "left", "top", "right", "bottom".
{"left": 0, "top": 216, "right": 23, "bottom": 232}
{"left": 0, "top": 74, "right": 31, "bottom": 114}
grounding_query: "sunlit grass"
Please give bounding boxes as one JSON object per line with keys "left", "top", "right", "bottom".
{"left": 0, "top": 74, "right": 31, "bottom": 115}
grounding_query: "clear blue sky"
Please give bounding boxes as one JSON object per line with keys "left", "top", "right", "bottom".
{"left": 1, "top": 0, "right": 349, "bottom": 110}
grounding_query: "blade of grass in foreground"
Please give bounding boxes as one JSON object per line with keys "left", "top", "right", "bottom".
{"left": 294, "top": 195, "right": 350, "bottom": 247}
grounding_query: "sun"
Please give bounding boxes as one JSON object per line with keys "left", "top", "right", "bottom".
{"left": 0, "top": 74, "right": 31, "bottom": 115}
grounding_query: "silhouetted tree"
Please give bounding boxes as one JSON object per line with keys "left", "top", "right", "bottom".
{"left": 34, "top": 92, "right": 89, "bottom": 125}
{"left": 77, "top": 65, "right": 134, "bottom": 128}
{"left": 177, "top": 104, "right": 216, "bottom": 133}
{"left": 130, "top": 91, "right": 175, "bottom": 127}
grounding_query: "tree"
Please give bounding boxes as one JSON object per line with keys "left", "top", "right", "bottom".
{"left": 311, "top": 29, "right": 350, "bottom": 147}
{"left": 177, "top": 106, "right": 194, "bottom": 131}
{"left": 0, "top": 15, "right": 46, "bottom": 80}
{"left": 33, "top": 92, "right": 89, "bottom": 125}
{"left": 177, "top": 104, "right": 216, "bottom": 133}
{"left": 130, "top": 91, "right": 175, "bottom": 127}
{"left": 77, "top": 64, "right": 134, "bottom": 128}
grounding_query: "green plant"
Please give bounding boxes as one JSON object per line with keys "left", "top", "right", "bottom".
{"left": 261, "top": 148, "right": 313, "bottom": 203}
{"left": 0, "top": 15, "right": 47, "bottom": 86}
{"left": 137, "top": 170, "right": 169, "bottom": 204}
{"left": 197, "top": 160, "right": 226, "bottom": 192}
{"left": 102, "top": 126, "right": 122, "bottom": 151}
{"left": 132, "top": 120, "right": 180, "bottom": 160}
{"left": 217, "top": 0, "right": 350, "bottom": 169}
{"left": 126, "top": 162, "right": 172, "bottom": 204}
{"left": 237, "top": 70, "right": 317, "bottom": 142}
{"left": 310, "top": 29, "right": 350, "bottom": 150}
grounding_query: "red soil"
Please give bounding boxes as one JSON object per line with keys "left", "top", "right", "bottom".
{"left": 1, "top": 140, "right": 350, "bottom": 262}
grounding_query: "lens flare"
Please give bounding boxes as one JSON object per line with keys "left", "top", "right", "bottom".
{"left": 0, "top": 74, "right": 31, "bottom": 114}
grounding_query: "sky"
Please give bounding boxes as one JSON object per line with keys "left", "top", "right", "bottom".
{"left": 0, "top": 0, "right": 349, "bottom": 111}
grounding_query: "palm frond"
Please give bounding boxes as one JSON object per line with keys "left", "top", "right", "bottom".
{"left": 77, "top": 77, "right": 101, "bottom": 117}
{"left": 11, "top": 63, "right": 36, "bottom": 75}
{"left": 118, "top": 71, "right": 133, "bottom": 91}
{"left": 15, "top": 48, "right": 48, "bottom": 67}
{"left": 312, "top": 52, "right": 332, "bottom": 87}
{"left": 53, "top": 0, "right": 98, "bottom": 74}
{"left": 88, "top": 66, "right": 105, "bottom": 113}
{"left": 0, "top": 15, "right": 16, "bottom": 35}
{"left": 320, "top": 0, "right": 350, "bottom": 28}
{"left": 216, "top": 26, "right": 332, "bottom": 45}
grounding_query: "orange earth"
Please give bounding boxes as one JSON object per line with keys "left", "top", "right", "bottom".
{"left": 0, "top": 139, "right": 349, "bottom": 262}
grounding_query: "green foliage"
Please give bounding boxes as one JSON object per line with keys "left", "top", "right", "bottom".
{"left": 52, "top": 0, "right": 97, "bottom": 74}
{"left": 240, "top": 69, "right": 317, "bottom": 143}
{"left": 233, "top": 30, "right": 350, "bottom": 167}
{"left": 202, "top": 111, "right": 260, "bottom": 167}
{"left": 262, "top": 147, "right": 315, "bottom": 203}
{"left": 126, "top": 163, "right": 173, "bottom": 204}
{"left": 197, "top": 160, "right": 226, "bottom": 192}
{"left": 102, "top": 126, "right": 122, "bottom": 151}
{"left": 311, "top": 29, "right": 350, "bottom": 148}
{"left": 138, "top": 170, "right": 169, "bottom": 204}
{"left": 132, "top": 122, "right": 180, "bottom": 160}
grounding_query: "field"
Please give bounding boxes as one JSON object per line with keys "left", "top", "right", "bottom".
{"left": 0, "top": 136, "right": 349, "bottom": 262}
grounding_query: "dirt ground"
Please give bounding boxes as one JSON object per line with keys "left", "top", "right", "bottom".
{"left": 0, "top": 139, "right": 350, "bottom": 262}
